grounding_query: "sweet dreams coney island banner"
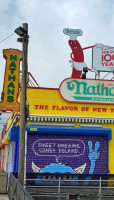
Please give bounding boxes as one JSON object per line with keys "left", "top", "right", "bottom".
{"left": 26, "top": 134, "right": 107, "bottom": 174}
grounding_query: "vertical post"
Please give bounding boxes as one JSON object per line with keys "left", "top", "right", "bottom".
{"left": 58, "top": 177, "right": 61, "bottom": 194}
{"left": 18, "top": 23, "right": 28, "bottom": 185}
{"left": 98, "top": 71, "right": 100, "bottom": 79}
{"left": 24, "top": 131, "right": 27, "bottom": 188}
{"left": 98, "top": 177, "right": 101, "bottom": 200}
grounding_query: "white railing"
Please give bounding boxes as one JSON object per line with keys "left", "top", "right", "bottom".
{"left": 25, "top": 177, "right": 114, "bottom": 196}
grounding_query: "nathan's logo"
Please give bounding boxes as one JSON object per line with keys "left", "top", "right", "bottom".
{"left": 0, "top": 48, "right": 22, "bottom": 111}
{"left": 6, "top": 55, "right": 17, "bottom": 102}
{"left": 59, "top": 78, "right": 114, "bottom": 104}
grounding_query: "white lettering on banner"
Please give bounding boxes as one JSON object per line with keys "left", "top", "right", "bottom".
{"left": 32, "top": 139, "right": 85, "bottom": 162}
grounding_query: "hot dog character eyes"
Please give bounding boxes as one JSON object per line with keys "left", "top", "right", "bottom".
{"left": 68, "top": 40, "right": 84, "bottom": 63}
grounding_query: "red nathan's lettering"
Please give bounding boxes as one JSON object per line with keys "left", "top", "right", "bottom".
{"left": 93, "top": 107, "right": 107, "bottom": 112}
{"left": 52, "top": 105, "right": 78, "bottom": 111}
{"left": 34, "top": 105, "right": 48, "bottom": 110}
{"left": 81, "top": 107, "right": 89, "bottom": 111}
{"left": 110, "top": 108, "right": 114, "bottom": 112}
{"left": 102, "top": 62, "right": 114, "bottom": 67}
{"left": 102, "top": 54, "right": 114, "bottom": 62}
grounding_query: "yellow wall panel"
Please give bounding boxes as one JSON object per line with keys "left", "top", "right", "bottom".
{"left": 27, "top": 88, "right": 114, "bottom": 118}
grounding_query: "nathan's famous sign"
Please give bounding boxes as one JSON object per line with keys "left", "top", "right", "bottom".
{"left": 0, "top": 49, "right": 22, "bottom": 112}
{"left": 59, "top": 78, "right": 114, "bottom": 104}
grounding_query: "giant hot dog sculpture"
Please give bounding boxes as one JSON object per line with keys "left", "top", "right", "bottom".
{"left": 63, "top": 28, "right": 88, "bottom": 78}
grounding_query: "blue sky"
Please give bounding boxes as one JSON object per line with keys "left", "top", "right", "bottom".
{"left": 0, "top": 0, "right": 114, "bottom": 128}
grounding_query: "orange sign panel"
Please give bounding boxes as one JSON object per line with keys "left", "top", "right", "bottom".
{"left": 0, "top": 48, "right": 22, "bottom": 112}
